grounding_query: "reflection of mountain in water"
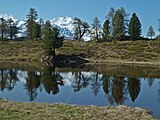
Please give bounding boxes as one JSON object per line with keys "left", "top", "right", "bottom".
{"left": 0, "top": 67, "right": 159, "bottom": 105}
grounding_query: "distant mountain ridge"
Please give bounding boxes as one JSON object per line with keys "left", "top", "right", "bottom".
{"left": 0, "top": 14, "right": 90, "bottom": 40}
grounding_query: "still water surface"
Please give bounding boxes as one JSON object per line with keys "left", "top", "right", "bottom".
{"left": 0, "top": 63, "right": 160, "bottom": 118}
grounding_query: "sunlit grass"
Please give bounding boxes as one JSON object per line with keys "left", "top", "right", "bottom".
{"left": 0, "top": 100, "right": 155, "bottom": 120}
{"left": 1, "top": 39, "right": 160, "bottom": 64}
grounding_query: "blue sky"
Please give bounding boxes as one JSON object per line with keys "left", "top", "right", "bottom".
{"left": 0, "top": 0, "right": 159, "bottom": 36}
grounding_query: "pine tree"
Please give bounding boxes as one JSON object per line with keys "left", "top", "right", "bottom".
{"left": 107, "top": 7, "right": 115, "bottom": 35}
{"left": 42, "top": 21, "right": 63, "bottom": 56}
{"left": 91, "top": 17, "right": 101, "bottom": 42}
{"left": 102, "top": 19, "right": 110, "bottom": 41}
{"left": 119, "top": 7, "right": 129, "bottom": 27}
{"left": 128, "top": 13, "right": 142, "bottom": 40}
{"left": 147, "top": 26, "right": 155, "bottom": 39}
{"left": 113, "top": 9, "right": 125, "bottom": 40}
{"left": 32, "top": 22, "right": 41, "bottom": 40}
{"left": 107, "top": 7, "right": 129, "bottom": 37}
{"left": 0, "top": 18, "right": 7, "bottom": 40}
{"left": 26, "top": 8, "right": 38, "bottom": 40}
{"left": 73, "top": 18, "right": 90, "bottom": 40}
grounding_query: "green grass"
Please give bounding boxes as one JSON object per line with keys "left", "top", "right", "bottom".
{"left": 0, "top": 40, "right": 44, "bottom": 62}
{"left": 57, "top": 40, "right": 160, "bottom": 64}
{"left": 1, "top": 39, "right": 160, "bottom": 64}
{"left": 0, "top": 100, "right": 156, "bottom": 120}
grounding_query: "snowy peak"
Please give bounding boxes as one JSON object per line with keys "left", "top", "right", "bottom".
{"left": 50, "top": 17, "right": 75, "bottom": 39}
{"left": 50, "top": 17, "right": 73, "bottom": 27}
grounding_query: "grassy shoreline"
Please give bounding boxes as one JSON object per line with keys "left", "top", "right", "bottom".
{"left": 0, "top": 100, "right": 156, "bottom": 120}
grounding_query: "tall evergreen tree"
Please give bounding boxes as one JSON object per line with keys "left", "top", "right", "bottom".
{"left": 91, "top": 17, "right": 101, "bottom": 42}
{"left": 147, "top": 26, "right": 155, "bottom": 39}
{"left": 39, "top": 18, "right": 44, "bottom": 38}
{"left": 107, "top": 7, "right": 115, "bottom": 35}
{"left": 119, "top": 7, "right": 129, "bottom": 25}
{"left": 73, "top": 18, "right": 90, "bottom": 40}
{"left": 128, "top": 13, "right": 142, "bottom": 40}
{"left": 42, "top": 21, "right": 63, "bottom": 56}
{"left": 102, "top": 19, "right": 110, "bottom": 41}
{"left": 0, "top": 18, "right": 7, "bottom": 40}
{"left": 113, "top": 9, "right": 125, "bottom": 40}
{"left": 32, "top": 22, "right": 41, "bottom": 40}
{"left": 107, "top": 7, "right": 129, "bottom": 37}
{"left": 26, "top": 8, "right": 38, "bottom": 40}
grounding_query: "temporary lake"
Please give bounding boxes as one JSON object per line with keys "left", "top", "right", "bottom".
{"left": 0, "top": 62, "right": 159, "bottom": 118}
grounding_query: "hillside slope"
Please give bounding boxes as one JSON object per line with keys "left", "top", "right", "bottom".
{"left": 58, "top": 40, "right": 160, "bottom": 65}
{"left": 1, "top": 40, "right": 160, "bottom": 65}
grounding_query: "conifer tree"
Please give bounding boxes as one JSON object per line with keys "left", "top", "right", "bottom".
{"left": 128, "top": 13, "right": 142, "bottom": 40}
{"left": 107, "top": 7, "right": 129, "bottom": 37}
{"left": 32, "top": 22, "right": 41, "bottom": 40}
{"left": 113, "top": 9, "right": 125, "bottom": 40}
{"left": 42, "top": 21, "right": 63, "bottom": 56}
{"left": 102, "top": 19, "right": 110, "bottom": 41}
{"left": 26, "top": 8, "right": 38, "bottom": 40}
{"left": 107, "top": 7, "right": 115, "bottom": 35}
{"left": 91, "top": 17, "right": 101, "bottom": 42}
{"left": 147, "top": 26, "right": 155, "bottom": 39}
{"left": 0, "top": 18, "right": 7, "bottom": 40}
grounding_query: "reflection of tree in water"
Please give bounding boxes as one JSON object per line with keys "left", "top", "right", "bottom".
{"left": 102, "top": 76, "right": 128, "bottom": 105}
{"left": 42, "top": 67, "right": 64, "bottom": 95}
{"left": 24, "top": 67, "right": 64, "bottom": 101}
{"left": 127, "top": 77, "right": 141, "bottom": 102}
{"left": 0, "top": 69, "right": 19, "bottom": 91}
{"left": 102, "top": 76, "right": 115, "bottom": 104}
{"left": 2, "top": 66, "right": 160, "bottom": 104}
{"left": 145, "top": 78, "right": 155, "bottom": 88}
{"left": 71, "top": 72, "right": 90, "bottom": 92}
{"left": 90, "top": 72, "right": 103, "bottom": 96}
{"left": 102, "top": 75, "right": 110, "bottom": 95}
{"left": 112, "top": 77, "right": 127, "bottom": 104}
{"left": 157, "top": 81, "right": 160, "bottom": 104}
{"left": 71, "top": 72, "right": 103, "bottom": 96}
{"left": 24, "top": 71, "right": 41, "bottom": 101}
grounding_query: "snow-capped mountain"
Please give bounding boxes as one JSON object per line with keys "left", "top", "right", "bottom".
{"left": 50, "top": 17, "right": 75, "bottom": 39}
{"left": 0, "top": 14, "right": 90, "bottom": 40}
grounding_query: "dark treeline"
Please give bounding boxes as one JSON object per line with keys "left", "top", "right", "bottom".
{"left": 0, "top": 68, "right": 159, "bottom": 104}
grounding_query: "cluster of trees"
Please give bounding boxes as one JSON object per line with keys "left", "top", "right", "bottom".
{"left": 74, "top": 7, "right": 158, "bottom": 42}
{"left": 0, "top": 18, "right": 19, "bottom": 40}
{"left": 74, "top": 7, "right": 142, "bottom": 42}
{"left": 0, "top": 8, "right": 63, "bottom": 56}
{"left": 25, "top": 8, "right": 63, "bottom": 56}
